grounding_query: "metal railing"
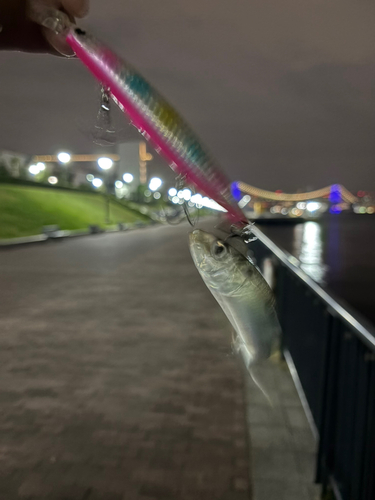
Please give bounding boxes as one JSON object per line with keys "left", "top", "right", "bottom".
{"left": 250, "top": 226, "right": 375, "bottom": 500}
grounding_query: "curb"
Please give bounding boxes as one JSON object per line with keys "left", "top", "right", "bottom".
{"left": 0, "top": 222, "right": 158, "bottom": 249}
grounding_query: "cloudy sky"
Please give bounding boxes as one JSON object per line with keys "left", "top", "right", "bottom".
{"left": 0, "top": 0, "right": 374, "bottom": 192}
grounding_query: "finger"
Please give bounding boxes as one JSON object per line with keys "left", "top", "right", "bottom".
{"left": 61, "top": 0, "right": 89, "bottom": 18}
{"left": 42, "top": 27, "right": 75, "bottom": 56}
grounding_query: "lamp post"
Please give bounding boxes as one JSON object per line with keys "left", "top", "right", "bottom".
{"left": 57, "top": 152, "right": 71, "bottom": 185}
{"left": 98, "top": 157, "right": 114, "bottom": 224}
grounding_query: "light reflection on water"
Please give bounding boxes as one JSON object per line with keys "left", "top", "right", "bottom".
{"left": 293, "top": 222, "right": 327, "bottom": 283}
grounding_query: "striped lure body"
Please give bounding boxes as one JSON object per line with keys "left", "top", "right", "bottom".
{"left": 66, "top": 27, "right": 246, "bottom": 224}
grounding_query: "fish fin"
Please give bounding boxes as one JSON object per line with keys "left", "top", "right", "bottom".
{"left": 231, "top": 330, "right": 241, "bottom": 355}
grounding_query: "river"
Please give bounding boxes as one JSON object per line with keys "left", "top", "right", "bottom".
{"left": 256, "top": 213, "right": 375, "bottom": 328}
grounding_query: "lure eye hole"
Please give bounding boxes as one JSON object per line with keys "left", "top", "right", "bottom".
{"left": 211, "top": 241, "right": 227, "bottom": 259}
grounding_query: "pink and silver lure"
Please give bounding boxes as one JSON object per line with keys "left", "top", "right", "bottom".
{"left": 64, "top": 27, "right": 246, "bottom": 224}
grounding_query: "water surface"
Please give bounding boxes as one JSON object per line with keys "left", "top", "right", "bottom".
{"left": 258, "top": 214, "right": 375, "bottom": 328}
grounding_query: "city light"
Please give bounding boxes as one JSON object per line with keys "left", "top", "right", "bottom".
{"left": 29, "top": 162, "right": 46, "bottom": 175}
{"left": 182, "top": 188, "right": 192, "bottom": 201}
{"left": 86, "top": 174, "right": 94, "bottom": 181}
{"left": 189, "top": 193, "right": 226, "bottom": 212}
{"left": 48, "top": 176, "right": 58, "bottom": 185}
{"left": 191, "top": 194, "right": 202, "bottom": 204}
{"left": 28, "top": 164, "right": 40, "bottom": 175}
{"left": 123, "top": 173, "right": 134, "bottom": 183}
{"left": 115, "top": 180, "right": 123, "bottom": 189}
{"left": 306, "top": 202, "right": 321, "bottom": 212}
{"left": 57, "top": 152, "right": 71, "bottom": 164}
{"left": 98, "top": 157, "right": 113, "bottom": 170}
{"left": 291, "top": 208, "right": 303, "bottom": 216}
{"left": 153, "top": 192, "right": 161, "bottom": 199}
{"left": 168, "top": 187, "right": 177, "bottom": 197}
{"left": 92, "top": 178, "right": 103, "bottom": 188}
{"left": 149, "top": 177, "right": 162, "bottom": 191}
{"left": 144, "top": 190, "right": 151, "bottom": 197}
{"left": 231, "top": 181, "right": 242, "bottom": 202}
{"left": 238, "top": 195, "right": 251, "bottom": 208}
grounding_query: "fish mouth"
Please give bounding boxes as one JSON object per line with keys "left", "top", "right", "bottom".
{"left": 188, "top": 230, "right": 204, "bottom": 264}
{"left": 188, "top": 229, "right": 203, "bottom": 245}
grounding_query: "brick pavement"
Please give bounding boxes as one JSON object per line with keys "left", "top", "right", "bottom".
{"left": 0, "top": 225, "right": 251, "bottom": 499}
{"left": 244, "top": 359, "right": 321, "bottom": 500}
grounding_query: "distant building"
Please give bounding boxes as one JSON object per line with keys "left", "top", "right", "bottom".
{"left": 0, "top": 150, "right": 29, "bottom": 178}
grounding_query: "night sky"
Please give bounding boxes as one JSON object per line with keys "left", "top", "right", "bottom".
{"left": 0, "top": 0, "right": 374, "bottom": 192}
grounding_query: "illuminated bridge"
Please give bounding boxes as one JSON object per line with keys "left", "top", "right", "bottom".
{"left": 235, "top": 182, "right": 358, "bottom": 204}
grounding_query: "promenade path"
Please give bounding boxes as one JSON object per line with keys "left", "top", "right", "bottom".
{"left": 0, "top": 223, "right": 251, "bottom": 500}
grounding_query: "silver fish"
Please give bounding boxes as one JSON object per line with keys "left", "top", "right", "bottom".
{"left": 189, "top": 229, "right": 280, "bottom": 382}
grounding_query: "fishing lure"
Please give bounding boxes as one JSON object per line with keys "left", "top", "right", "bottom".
{"left": 32, "top": 7, "right": 247, "bottom": 224}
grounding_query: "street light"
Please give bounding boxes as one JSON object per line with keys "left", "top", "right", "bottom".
{"left": 48, "top": 176, "right": 58, "bottom": 185}
{"left": 123, "top": 173, "right": 134, "bottom": 183}
{"left": 182, "top": 188, "right": 192, "bottom": 201}
{"left": 57, "top": 152, "right": 71, "bottom": 164}
{"left": 97, "top": 157, "right": 113, "bottom": 170}
{"left": 97, "top": 157, "right": 114, "bottom": 224}
{"left": 29, "top": 163, "right": 45, "bottom": 175}
{"left": 149, "top": 177, "right": 162, "bottom": 192}
{"left": 92, "top": 178, "right": 103, "bottom": 188}
{"left": 29, "top": 164, "right": 40, "bottom": 175}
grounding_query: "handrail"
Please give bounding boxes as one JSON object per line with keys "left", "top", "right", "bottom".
{"left": 252, "top": 225, "right": 375, "bottom": 352}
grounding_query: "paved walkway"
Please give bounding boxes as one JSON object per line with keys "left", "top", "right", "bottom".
{"left": 244, "top": 358, "right": 321, "bottom": 500}
{"left": 0, "top": 224, "right": 250, "bottom": 500}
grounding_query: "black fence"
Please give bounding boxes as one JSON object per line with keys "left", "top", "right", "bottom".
{"left": 249, "top": 226, "right": 375, "bottom": 500}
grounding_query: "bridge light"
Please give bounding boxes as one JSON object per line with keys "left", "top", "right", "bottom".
{"left": 306, "top": 202, "right": 321, "bottom": 212}
{"left": 239, "top": 195, "right": 251, "bottom": 208}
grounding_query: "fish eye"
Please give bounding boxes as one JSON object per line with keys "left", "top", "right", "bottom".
{"left": 211, "top": 241, "right": 227, "bottom": 259}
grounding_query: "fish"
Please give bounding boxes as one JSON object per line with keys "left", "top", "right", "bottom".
{"left": 62, "top": 26, "right": 246, "bottom": 224}
{"left": 189, "top": 229, "right": 280, "bottom": 392}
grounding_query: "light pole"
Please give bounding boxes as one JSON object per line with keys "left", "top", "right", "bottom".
{"left": 57, "top": 152, "right": 71, "bottom": 185}
{"left": 98, "top": 157, "right": 114, "bottom": 224}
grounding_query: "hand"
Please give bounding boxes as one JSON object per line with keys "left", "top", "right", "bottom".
{"left": 0, "top": 0, "right": 89, "bottom": 56}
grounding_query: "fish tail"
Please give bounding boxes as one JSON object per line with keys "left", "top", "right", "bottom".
{"left": 249, "top": 365, "right": 274, "bottom": 407}
{"left": 231, "top": 332, "right": 275, "bottom": 406}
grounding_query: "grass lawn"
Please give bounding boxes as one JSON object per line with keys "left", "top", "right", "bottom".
{"left": 0, "top": 184, "right": 149, "bottom": 239}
